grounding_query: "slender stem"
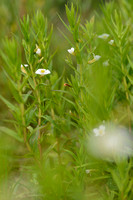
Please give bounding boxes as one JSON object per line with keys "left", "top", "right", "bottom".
{"left": 57, "top": 137, "right": 61, "bottom": 165}
{"left": 122, "top": 73, "right": 131, "bottom": 133}
{"left": 38, "top": 94, "right": 42, "bottom": 159}
{"left": 20, "top": 101, "right": 32, "bottom": 152}
{"left": 51, "top": 108, "right": 61, "bottom": 165}
{"left": 18, "top": 80, "right": 32, "bottom": 152}
{"left": 20, "top": 101, "right": 42, "bottom": 167}
{"left": 18, "top": 81, "right": 43, "bottom": 170}
{"left": 120, "top": 46, "right": 131, "bottom": 133}
{"left": 30, "top": 64, "right": 42, "bottom": 159}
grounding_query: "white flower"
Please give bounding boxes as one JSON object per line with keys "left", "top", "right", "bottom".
{"left": 21, "top": 64, "right": 28, "bottom": 68}
{"left": 93, "top": 54, "right": 101, "bottom": 61}
{"left": 85, "top": 169, "right": 90, "bottom": 174}
{"left": 98, "top": 33, "right": 109, "bottom": 40}
{"left": 35, "top": 69, "right": 51, "bottom": 76}
{"left": 89, "top": 125, "right": 133, "bottom": 160}
{"left": 67, "top": 47, "right": 75, "bottom": 55}
{"left": 108, "top": 40, "right": 114, "bottom": 45}
{"left": 21, "top": 64, "right": 28, "bottom": 74}
{"left": 88, "top": 54, "right": 101, "bottom": 64}
{"left": 93, "top": 125, "right": 105, "bottom": 137}
{"left": 36, "top": 47, "right": 41, "bottom": 56}
{"left": 103, "top": 59, "right": 109, "bottom": 67}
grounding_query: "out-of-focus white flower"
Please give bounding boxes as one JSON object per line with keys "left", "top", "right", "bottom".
{"left": 88, "top": 124, "right": 133, "bottom": 161}
{"left": 94, "top": 54, "right": 101, "bottom": 61}
{"left": 108, "top": 40, "right": 114, "bottom": 45}
{"left": 36, "top": 47, "right": 41, "bottom": 55}
{"left": 98, "top": 33, "right": 109, "bottom": 40}
{"left": 21, "top": 64, "right": 28, "bottom": 74}
{"left": 21, "top": 64, "right": 28, "bottom": 68}
{"left": 93, "top": 125, "right": 105, "bottom": 137}
{"left": 67, "top": 47, "right": 75, "bottom": 55}
{"left": 35, "top": 69, "right": 51, "bottom": 76}
{"left": 35, "top": 44, "right": 41, "bottom": 56}
{"left": 85, "top": 169, "right": 90, "bottom": 174}
{"left": 103, "top": 59, "right": 109, "bottom": 67}
{"left": 88, "top": 54, "right": 101, "bottom": 64}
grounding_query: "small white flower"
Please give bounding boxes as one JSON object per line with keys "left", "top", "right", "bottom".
{"left": 93, "top": 125, "right": 105, "bottom": 137}
{"left": 36, "top": 47, "right": 41, "bottom": 56}
{"left": 88, "top": 54, "right": 101, "bottom": 64}
{"left": 67, "top": 47, "right": 75, "bottom": 55}
{"left": 21, "top": 64, "right": 28, "bottom": 74}
{"left": 89, "top": 125, "right": 132, "bottom": 160}
{"left": 98, "top": 33, "right": 109, "bottom": 40}
{"left": 108, "top": 40, "right": 114, "bottom": 45}
{"left": 21, "top": 64, "right": 28, "bottom": 68}
{"left": 85, "top": 169, "right": 90, "bottom": 174}
{"left": 103, "top": 59, "right": 109, "bottom": 67}
{"left": 35, "top": 69, "right": 51, "bottom": 76}
{"left": 93, "top": 54, "right": 101, "bottom": 61}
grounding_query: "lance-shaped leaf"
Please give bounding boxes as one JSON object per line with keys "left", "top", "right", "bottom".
{"left": 0, "top": 126, "right": 23, "bottom": 142}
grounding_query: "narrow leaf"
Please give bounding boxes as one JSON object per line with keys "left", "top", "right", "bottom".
{"left": 0, "top": 126, "right": 23, "bottom": 142}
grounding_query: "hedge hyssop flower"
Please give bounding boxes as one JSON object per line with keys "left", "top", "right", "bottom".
{"left": 35, "top": 44, "right": 41, "bottom": 56}
{"left": 88, "top": 53, "right": 101, "bottom": 64}
{"left": 35, "top": 69, "right": 51, "bottom": 76}
{"left": 21, "top": 64, "right": 28, "bottom": 74}
{"left": 89, "top": 125, "right": 132, "bottom": 160}
{"left": 98, "top": 33, "right": 109, "bottom": 40}
{"left": 103, "top": 59, "right": 109, "bottom": 67}
{"left": 67, "top": 47, "right": 75, "bottom": 55}
{"left": 108, "top": 40, "right": 114, "bottom": 45}
{"left": 85, "top": 169, "right": 90, "bottom": 174}
{"left": 93, "top": 125, "right": 105, "bottom": 136}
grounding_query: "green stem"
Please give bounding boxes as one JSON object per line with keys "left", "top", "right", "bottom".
{"left": 20, "top": 102, "right": 32, "bottom": 152}
{"left": 18, "top": 81, "right": 31, "bottom": 152}
{"left": 120, "top": 47, "right": 131, "bottom": 133}
{"left": 57, "top": 137, "right": 61, "bottom": 165}
{"left": 18, "top": 83, "right": 43, "bottom": 171}
{"left": 30, "top": 64, "right": 42, "bottom": 159}
{"left": 51, "top": 108, "right": 61, "bottom": 165}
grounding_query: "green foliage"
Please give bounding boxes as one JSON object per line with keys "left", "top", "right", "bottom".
{"left": 0, "top": 1, "right": 133, "bottom": 200}
{"left": 0, "top": 126, "right": 23, "bottom": 142}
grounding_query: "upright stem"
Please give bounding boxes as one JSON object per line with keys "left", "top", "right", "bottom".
{"left": 30, "top": 64, "right": 42, "bottom": 159}
{"left": 120, "top": 46, "right": 131, "bottom": 133}
{"left": 38, "top": 94, "right": 42, "bottom": 160}
{"left": 57, "top": 137, "right": 61, "bottom": 165}
{"left": 122, "top": 71, "right": 131, "bottom": 133}
{"left": 20, "top": 101, "right": 32, "bottom": 152}
{"left": 19, "top": 83, "right": 44, "bottom": 170}
{"left": 51, "top": 108, "right": 61, "bottom": 165}
{"left": 18, "top": 81, "right": 31, "bottom": 152}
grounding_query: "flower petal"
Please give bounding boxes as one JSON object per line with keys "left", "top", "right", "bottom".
{"left": 98, "top": 33, "right": 109, "bottom": 39}
{"left": 99, "top": 125, "right": 105, "bottom": 131}
{"left": 67, "top": 47, "right": 75, "bottom": 55}
{"left": 35, "top": 69, "right": 51, "bottom": 75}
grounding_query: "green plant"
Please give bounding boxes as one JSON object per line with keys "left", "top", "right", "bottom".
{"left": 0, "top": 1, "right": 133, "bottom": 199}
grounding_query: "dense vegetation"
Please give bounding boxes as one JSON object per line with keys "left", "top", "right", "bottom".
{"left": 0, "top": 0, "right": 133, "bottom": 199}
